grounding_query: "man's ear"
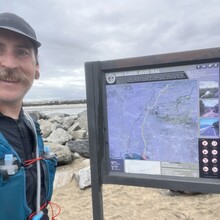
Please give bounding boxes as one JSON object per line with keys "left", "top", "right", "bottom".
{"left": 35, "top": 65, "right": 40, "bottom": 79}
{"left": 35, "top": 70, "right": 40, "bottom": 79}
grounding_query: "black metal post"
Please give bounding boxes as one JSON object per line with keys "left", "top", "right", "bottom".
{"left": 85, "top": 62, "right": 104, "bottom": 220}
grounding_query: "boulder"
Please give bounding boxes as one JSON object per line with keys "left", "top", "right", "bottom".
{"left": 62, "top": 116, "right": 76, "bottom": 130}
{"left": 54, "top": 169, "right": 75, "bottom": 189}
{"left": 74, "top": 166, "right": 91, "bottom": 189}
{"left": 39, "top": 120, "right": 62, "bottom": 138}
{"left": 46, "top": 128, "right": 72, "bottom": 144}
{"left": 77, "top": 110, "right": 88, "bottom": 130}
{"left": 28, "top": 111, "right": 42, "bottom": 121}
{"left": 45, "top": 142, "right": 73, "bottom": 165}
{"left": 68, "top": 129, "right": 87, "bottom": 140}
{"left": 49, "top": 115, "right": 64, "bottom": 124}
{"left": 46, "top": 113, "right": 69, "bottom": 119}
{"left": 67, "top": 122, "right": 80, "bottom": 133}
{"left": 68, "top": 140, "right": 89, "bottom": 158}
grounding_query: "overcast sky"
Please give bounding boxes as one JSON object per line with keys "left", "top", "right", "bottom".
{"left": 1, "top": 0, "right": 220, "bottom": 101}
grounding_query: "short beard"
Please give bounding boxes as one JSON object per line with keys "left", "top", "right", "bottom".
{"left": 0, "top": 68, "right": 30, "bottom": 84}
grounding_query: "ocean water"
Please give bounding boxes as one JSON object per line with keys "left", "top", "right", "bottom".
{"left": 24, "top": 103, "right": 87, "bottom": 116}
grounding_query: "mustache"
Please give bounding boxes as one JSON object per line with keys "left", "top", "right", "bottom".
{"left": 0, "top": 68, "right": 29, "bottom": 83}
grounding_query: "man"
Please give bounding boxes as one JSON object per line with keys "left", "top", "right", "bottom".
{"left": 0, "top": 12, "right": 57, "bottom": 220}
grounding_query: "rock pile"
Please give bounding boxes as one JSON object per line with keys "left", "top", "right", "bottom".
{"left": 28, "top": 110, "right": 91, "bottom": 189}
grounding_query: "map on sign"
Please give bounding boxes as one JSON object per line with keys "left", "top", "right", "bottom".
{"left": 106, "top": 79, "right": 199, "bottom": 164}
{"left": 105, "top": 62, "right": 219, "bottom": 178}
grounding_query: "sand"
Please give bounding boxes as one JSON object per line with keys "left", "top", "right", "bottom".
{"left": 51, "top": 185, "right": 220, "bottom": 220}
{"left": 50, "top": 159, "right": 220, "bottom": 220}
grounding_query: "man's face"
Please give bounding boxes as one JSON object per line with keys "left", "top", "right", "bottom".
{"left": 0, "top": 29, "right": 40, "bottom": 105}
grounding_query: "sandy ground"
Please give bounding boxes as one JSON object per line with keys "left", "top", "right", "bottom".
{"left": 49, "top": 158, "right": 220, "bottom": 220}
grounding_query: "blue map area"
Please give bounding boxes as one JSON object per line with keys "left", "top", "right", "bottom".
{"left": 106, "top": 79, "right": 199, "bottom": 163}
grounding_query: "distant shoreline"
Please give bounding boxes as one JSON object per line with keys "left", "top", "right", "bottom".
{"left": 23, "top": 99, "right": 87, "bottom": 107}
{"left": 24, "top": 103, "right": 87, "bottom": 116}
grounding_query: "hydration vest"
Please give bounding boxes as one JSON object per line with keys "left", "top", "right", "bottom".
{"left": 0, "top": 117, "right": 57, "bottom": 220}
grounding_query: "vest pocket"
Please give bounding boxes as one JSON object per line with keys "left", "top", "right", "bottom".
{"left": 42, "top": 158, "right": 57, "bottom": 202}
{"left": 0, "top": 168, "right": 31, "bottom": 220}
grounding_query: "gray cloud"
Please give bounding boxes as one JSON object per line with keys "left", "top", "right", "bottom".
{"left": 1, "top": 0, "right": 220, "bottom": 101}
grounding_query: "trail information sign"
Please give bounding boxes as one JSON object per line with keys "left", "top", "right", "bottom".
{"left": 85, "top": 47, "right": 220, "bottom": 220}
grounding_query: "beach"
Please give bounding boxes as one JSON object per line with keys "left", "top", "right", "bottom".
{"left": 51, "top": 158, "right": 220, "bottom": 220}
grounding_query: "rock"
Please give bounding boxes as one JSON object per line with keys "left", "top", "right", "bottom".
{"left": 68, "top": 140, "right": 89, "bottom": 158}
{"left": 46, "top": 128, "right": 72, "bottom": 144}
{"left": 54, "top": 158, "right": 91, "bottom": 189}
{"left": 77, "top": 110, "right": 88, "bottom": 130}
{"left": 28, "top": 111, "right": 43, "bottom": 121}
{"left": 81, "top": 158, "right": 90, "bottom": 166}
{"left": 67, "top": 122, "right": 80, "bottom": 133}
{"left": 39, "top": 120, "right": 61, "bottom": 138}
{"left": 26, "top": 107, "right": 93, "bottom": 190}
{"left": 68, "top": 129, "right": 87, "bottom": 139}
{"left": 45, "top": 142, "right": 73, "bottom": 165}
{"left": 54, "top": 169, "right": 75, "bottom": 190}
{"left": 49, "top": 115, "right": 64, "bottom": 124}
{"left": 74, "top": 166, "right": 91, "bottom": 189}
{"left": 36, "top": 109, "right": 90, "bottom": 168}
{"left": 46, "top": 113, "right": 69, "bottom": 119}
{"left": 62, "top": 116, "right": 76, "bottom": 130}
{"left": 73, "top": 152, "right": 81, "bottom": 159}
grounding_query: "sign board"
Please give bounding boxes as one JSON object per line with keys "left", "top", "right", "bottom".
{"left": 85, "top": 48, "right": 220, "bottom": 219}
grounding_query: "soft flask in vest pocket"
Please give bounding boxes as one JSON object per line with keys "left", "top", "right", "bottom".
{"left": 0, "top": 167, "right": 31, "bottom": 220}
